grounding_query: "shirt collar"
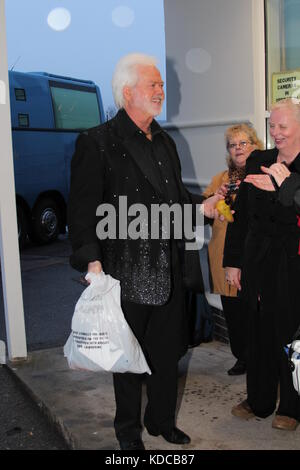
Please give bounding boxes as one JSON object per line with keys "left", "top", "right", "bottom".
{"left": 291, "top": 152, "right": 300, "bottom": 173}
{"left": 115, "top": 108, "right": 163, "bottom": 141}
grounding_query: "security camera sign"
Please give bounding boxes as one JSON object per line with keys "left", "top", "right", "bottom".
{"left": 272, "top": 70, "right": 300, "bottom": 103}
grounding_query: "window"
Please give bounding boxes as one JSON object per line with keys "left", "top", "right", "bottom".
{"left": 265, "top": 0, "right": 300, "bottom": 146}
{"left": 266, "top": 0, "right": 300, "bottom": 106}
{"left": 14, "top": 88, "right": 26, "bottom": 101}
{"left": 50, "top": 82, "right": 101, "bottom": 130}
{"left": 18, "top": 113, "right": 29, "bottom": 127}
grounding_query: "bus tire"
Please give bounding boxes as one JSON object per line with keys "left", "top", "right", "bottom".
{"left": 17, "top": 204, "right": 29, "bottom": 249}
{"left": 32, "top": 198, "right": 60, "bottom": 244}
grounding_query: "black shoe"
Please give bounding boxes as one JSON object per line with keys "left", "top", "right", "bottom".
{"left": 148, "top": 427, "right": 191, "bottom": 445}
{"left": 227, "top": 359, "right": 246, "bottom": 376}
{"left": 119, "top": 438, "right": 145, "bottom": 450}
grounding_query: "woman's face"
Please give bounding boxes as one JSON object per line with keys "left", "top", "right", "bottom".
{"left": 227, "top": 132, "right": 255, "bottom": 168}
{"left": 269, "top": 107, "right": 300, "bottom": 153}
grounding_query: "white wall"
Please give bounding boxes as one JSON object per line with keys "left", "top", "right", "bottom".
{"left": 164, "top": 0, "right": 265, "bottom": 188}
{"left": 0, "top": 0, "right": 27, "bottom": 360}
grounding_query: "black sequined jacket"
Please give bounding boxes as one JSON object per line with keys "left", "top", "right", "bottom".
{"left": 67, "top": 110, "right": 203, "bottom": 305}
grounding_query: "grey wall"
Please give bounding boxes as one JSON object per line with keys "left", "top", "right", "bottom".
{"left": 164, "top": 0, "right": 255, "bottom": 188}
{"left": 0, "top": 0, "right": 27, "bottom": 359}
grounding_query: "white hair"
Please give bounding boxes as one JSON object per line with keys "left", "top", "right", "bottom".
{"left": 112, "top": 53, "right": 158, "bottom": 109}
{"left": 270, "top": 98, "right": 300, "bottom": 123}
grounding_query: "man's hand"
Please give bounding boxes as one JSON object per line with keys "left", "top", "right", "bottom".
{"left": 224, "top": 267, "right": 241, "bottom": 291}
{"left": 202, "top": 193, "right": 224, "bottom": 219}
{"left": 87, "top": 260, "right": 102, "bottom": 283}
{"left": 202, "top": 194, "right": 235, "bottom": 221}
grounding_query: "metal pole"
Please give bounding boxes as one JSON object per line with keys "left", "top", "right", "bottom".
{"left": 0, "top": 0, "right": 27, "bottom": 360}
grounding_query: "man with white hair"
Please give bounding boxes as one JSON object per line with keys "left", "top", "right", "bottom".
{"left": 68, "top": 53, "right": 221, "bottom": 450}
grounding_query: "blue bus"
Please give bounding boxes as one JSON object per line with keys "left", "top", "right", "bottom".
{"left": 9, "top": 70, "right": 105, "bottom": 247}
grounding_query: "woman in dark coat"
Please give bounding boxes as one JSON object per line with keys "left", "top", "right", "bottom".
{"left": 223, "top": 99, "right": 300, "bottom": 431}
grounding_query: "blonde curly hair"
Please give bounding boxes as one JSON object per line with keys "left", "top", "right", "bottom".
{"left": 225, "top": 123, "right": 264, "bottom": 169}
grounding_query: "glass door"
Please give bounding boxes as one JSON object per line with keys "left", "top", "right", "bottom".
{"left": 265, "top": 0, "right": 300, "bottom": 146}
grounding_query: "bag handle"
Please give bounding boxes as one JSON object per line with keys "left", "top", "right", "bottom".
{"left": 288, "top": 324, "right": 300, "bottom": 372}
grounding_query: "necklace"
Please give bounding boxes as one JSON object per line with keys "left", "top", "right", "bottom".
{"left": 145, "top": 128, "right": 152, "bottom": 140}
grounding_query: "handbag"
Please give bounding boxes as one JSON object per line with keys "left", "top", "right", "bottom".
{"left": 286, "top": 325, "right": 300, "bottom": 395}
{"left": 64, "top": 272, "right": 151, "bottom": 374}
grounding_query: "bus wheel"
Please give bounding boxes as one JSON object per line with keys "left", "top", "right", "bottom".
{"left": 32, "top": 198, "right": 60, "bottom": 244}
{"left": 17, "top": 205, "right": 29, "bottom": 249}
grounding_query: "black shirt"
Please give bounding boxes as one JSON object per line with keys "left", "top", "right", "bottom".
{"left": 118, "top": 109, "right": 181, "bottom": 205}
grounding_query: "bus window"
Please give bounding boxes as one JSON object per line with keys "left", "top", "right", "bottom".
{"left": 18, "top": 113, "right": 29, "bottom": 127}
{"left": 50, "top": 82, "right": 101, "bottom": 131}
{"left": 14, "top": 88, "right": 26, "bottom": 101}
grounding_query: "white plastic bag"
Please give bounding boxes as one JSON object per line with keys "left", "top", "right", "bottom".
{"left": 287, "top": 340, "right": 300, "bottom": 395}
{"left": 64, "top": 272, "right": 151, "bottom": 374}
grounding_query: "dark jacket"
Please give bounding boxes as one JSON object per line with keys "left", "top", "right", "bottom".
{"left": 279, "top": 172, "right": 300, "bottom": 211}
{"left": 68, "top": 110, "right": 203, "bottom": 306}
{"left": 223, "top": 148, "right": 300, "bottom": 344}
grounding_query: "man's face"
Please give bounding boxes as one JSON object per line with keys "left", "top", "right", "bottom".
{"left": 126, "top": 65, "right": 165, "bottom": 118}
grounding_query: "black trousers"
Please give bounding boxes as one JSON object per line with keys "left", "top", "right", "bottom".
{"left": 246, "top": 302, "right": 300, "bottom": 419}
{"left": 113, "top": 243, "right": 187, "bottom": 441}
{"left": 220, "top": 295, "right": 247, "bottom": 362}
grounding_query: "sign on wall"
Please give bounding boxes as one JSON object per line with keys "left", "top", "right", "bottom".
{"left": 272, "top": 70, "right": 300, "bottom": 103}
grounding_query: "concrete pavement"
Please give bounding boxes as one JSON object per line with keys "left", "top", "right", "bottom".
{"left": 7, "top": 340, "right": 300, "bottom": 451}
